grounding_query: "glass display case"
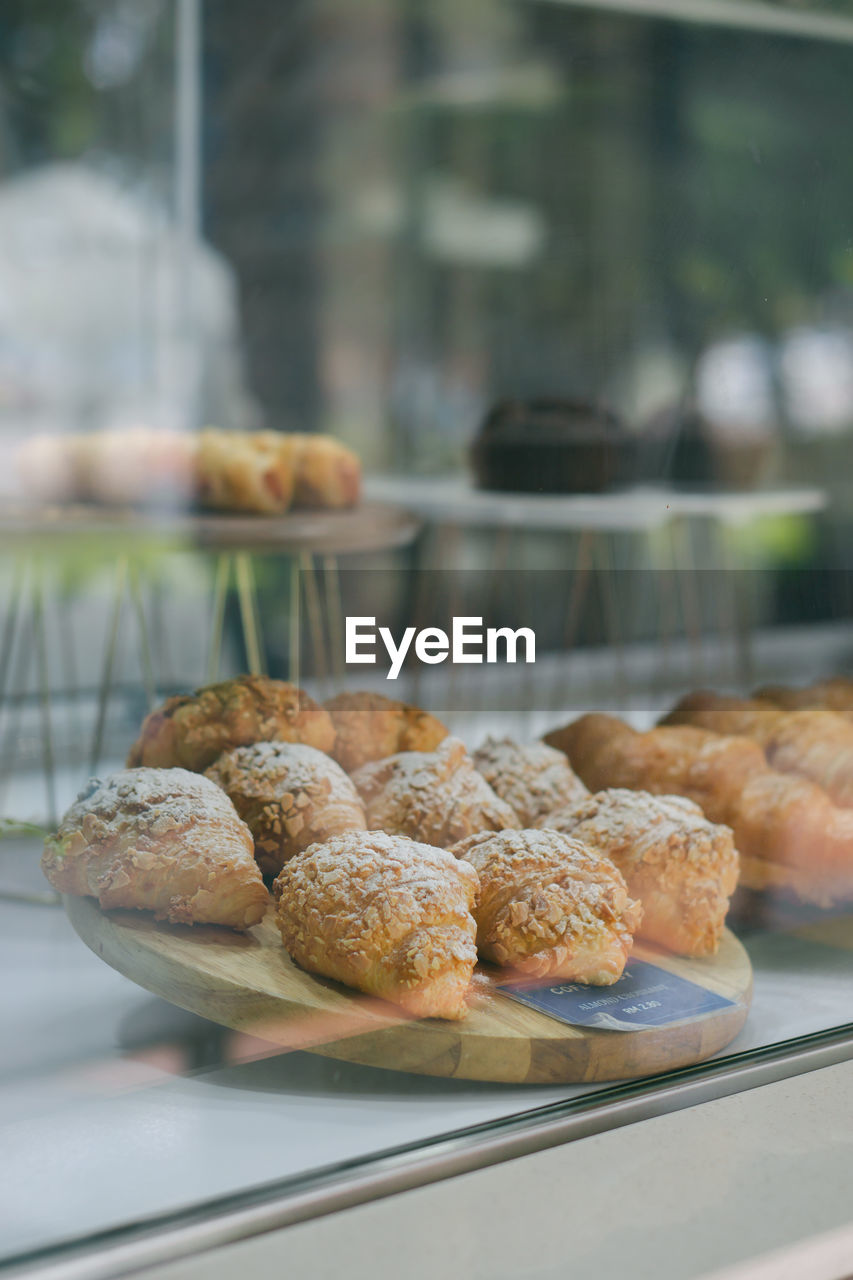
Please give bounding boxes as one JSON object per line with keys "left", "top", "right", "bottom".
{"left": 2, "top": 2, "right": 853, "bottom": 1276}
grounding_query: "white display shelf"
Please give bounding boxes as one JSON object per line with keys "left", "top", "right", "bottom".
{"left": 364, "top": 475, "right": 827, "bottom": 533}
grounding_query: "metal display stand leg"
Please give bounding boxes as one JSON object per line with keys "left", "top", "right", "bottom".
{"left": 288, "top": 557, "right": 300, "bottom": 687}
{"left": 0, "top": 557, "right": 60, "bottom": 906}
{"left": 300, "top": 553, "right": 328, "bottom": 693}
{"left": 128, "top": 561, "right": 157, "bottom": 711}
{"left": 235, "top": 553, "right": 265, "bottom": 677}
{"left": 555, "top": 529, "right": 594, "bottom": 715}
{"left": 594, "top": 534, "right": 627, "bottom": 710}
{"left": 206, "top": 552, "right": 267, "bottom": 682}
{"left": 669, "top": 517, "right": 705, "bottom": 686}
{"left": 206, "top": 554, "right": 231, "bottom": 683}
{"left": 323, "top": 555, "right": 345, "bottom": 686}
{"left": 90, "top": 557, "right": 129, "bottom": 773}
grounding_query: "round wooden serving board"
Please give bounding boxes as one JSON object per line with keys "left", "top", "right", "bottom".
{"left": 66, "top": 896, "right": 752, "bottom": 1085}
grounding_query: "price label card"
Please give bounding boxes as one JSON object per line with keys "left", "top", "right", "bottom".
{"left": 498, "top": 960, "right": 736, "bottom": 1031}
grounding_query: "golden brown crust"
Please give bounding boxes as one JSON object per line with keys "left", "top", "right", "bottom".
{"left": 763, "top": 709, "right": 853, "bottom": 808}
{"left": 755, "top": 677, "right": 853, "bottom": 717}
{"left": 472, "top": 736, "right": 588, "bottom": 826}
{"left": 661, "top": 691, "right": 782, "bottom": 745}
{"left": 545, "top": 715, "right": 766, "bottom": 826}
{"left": 196, "top": 429, "right": 295, "bottom": 514}
{"left": 325, "top": 691, "right": 448, "bottom": 773}
{"left": 352, "top": 737, "right": 520, "bottom": 847}
{"left": 273, "top": 831, "right": 479, "bottom": 1020}
{"left": 41, "top": 768, "right": 268, "bottom": 929}
{"left": 451, "top": 828, "right": 640, "bottom": 983}
{"left": 206, "top": 741, "right": 365, "bottom": 877}
{"left": 663, "top": 691, "right": 853, "bottom": 809}
{"left": 549, "top": 713, "right": 853, "bottom": 903}
{"left": 127, "top": 676, "right": 336, "bottom": 772}
{"left": 279, "top": 434, "right": 361, "bottom": 508}
{"left": 541, "top": 789, "right": 738, "bottom": 957}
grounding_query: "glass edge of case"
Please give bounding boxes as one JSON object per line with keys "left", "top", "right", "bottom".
{"left": 6, "top": 1023, "right": 853, "bottom": 1280}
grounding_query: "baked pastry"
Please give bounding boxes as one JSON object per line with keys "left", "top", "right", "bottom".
{"left": 14, "top": 428, "right": 362, "bottom": 513}
{"left": 206, "top": 741, "right": 366, "bottom": 876}
{"left": 325, "top": 691, "right": 448, "bottom": 773}
{"left": 541, "top": 789, "right": 738, "bottom": 956}
{"left": 84, "top": 428, "right": 198, "bottom": 507}
{"left": 42, "top": 768, "right": 268, "bottom": 929}
{"left": 127, "top": 676, "right": 336, "bottom": 772}
{"left": 470, "top": 397, "right": 626, "bottom": 495}
{"left": 663, "top": 690, "right": 853, "bottom": 808}
{"left": 280, "top": 433, "right": 361, "bottom": 508}
{"left": 15, "top": 433, "right": 83, "bottom": 503}
{"left": 661, "top": 691, "right": 782, "bottom": 743}
{"left": 547, "top": 714, "right": 853, "bottom": 906}
{"left": 196, "top": 428, "right": 295, "bottom": 514}
{"left": 274, "top": 831, "right": 479, "bottom": 1020}
{"left": 755, "top": 677, "right": 853, "bottom": 717}
{"left": 472, "top": 736, "right": 588, "bottom": 827}
{"left": 352, "top": 737, "right": 520, "bottom": 847}
{"left": 545, "top": 714, "right": 764, "bottom": 823}
{"left": 450, "top": 828, "right": 640, "bottom": 983}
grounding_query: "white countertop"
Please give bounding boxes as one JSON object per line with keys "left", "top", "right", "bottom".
{"left": 145, "top": 1058, "right": 853, "bottom": 1280}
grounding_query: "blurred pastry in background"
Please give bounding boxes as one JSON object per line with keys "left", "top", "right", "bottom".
{"left": 196, "top": 428, "right": 294, "bottom": 513}
{"left": 540, "top": 788, "right": 739, "bottom": 957}
{"left": 636, "top": 397, "right": 775, "bottom": 491}
{"left": 42, "top": 768, "right": 268, "bottom": 930}
{"left": 325, "top": 691, "right": 448, "bottom": 774}
{"left": 273, "top": 831, "right": 479, "bottom": 1020}
{"left": 451, "top": 827, "right": 640, "bottom": 983}
{"left": 14, "top": 427, "right": 361, "bottom": 514}
{"left": 84, "top": 428, "right": 198, "bottom": 507}
{"left": 544, "top": 713, "right": 763, "bottom": 821}
{"left": 472, "top": 736, "right": 588, "bottom": 827}
{"left": 281, "top": 433, "right": 362, "bottom": 508}
{"left": 663, "top": 689, "right": 853, "bottom": 809}
{"left": 352, "top": 736, "right": 520, "bottom": 847}
{"left": 470, "top": 397, "right": 627, "bottom": 494}
{"left": 14, "top": 432, "right": 83, "bottom": 504}
{"left": 755, "top": 677, "right": 853, "bottom": 718}
{"left": 206, "top": 741, "right": 366, "bottom": 877}
{"left": 661, "top": 690, "right": 782, "bottom": 741}
{"left": 127, "top": 675, "right": 336, "bottom": 772}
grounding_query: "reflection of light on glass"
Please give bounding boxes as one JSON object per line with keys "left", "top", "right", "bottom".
{"left": 780, "top": 327, "right": 853, "bottom": 437}
{"left": 696, "top": 334, "right": 776, "bottom": 441}
{"left": 0, "top": 164, "right": 250, "bottom": 463}
{"left": 84, "top": 0, "right": 164, "bottom": 90}
{"left": 423, "top": 178, "right": 545, "bottom": 268}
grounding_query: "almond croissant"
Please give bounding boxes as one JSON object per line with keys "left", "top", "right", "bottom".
{"left": 547, "top": 713, "right": 853, "bottom": 906}
{"left": 42, "top": 768, "right": 268, "bottom": 929}
{"left": 274, "top": 832, "right": 479, "bottom": 1020}
{"left": 663, "top": 690, "right": 853, "bottom": 809}
{"left": 541, "top": 789, "right": 738, "bottom": 957}
{"left": 451, "top": 828, "right": 640, "bottom": 984}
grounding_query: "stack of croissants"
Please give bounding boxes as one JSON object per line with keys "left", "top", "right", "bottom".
{"left": 16, "top": 428, "right": 360, "bottom": 514}
{"left": 42, "top": 674, "right": 853, "bottom": 1022}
